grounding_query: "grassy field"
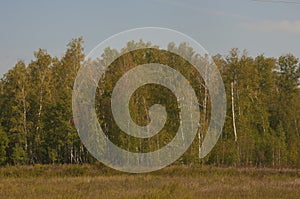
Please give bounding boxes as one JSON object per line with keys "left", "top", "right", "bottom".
{"left": 0, "top": 164, "right": 299, "bottom": 199}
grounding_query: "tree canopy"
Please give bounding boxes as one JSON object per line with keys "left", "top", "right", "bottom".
{"left": 0, "top": 38, "right": 299, "bottom": 167}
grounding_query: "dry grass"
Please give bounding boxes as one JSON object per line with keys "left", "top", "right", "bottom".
{"left": 0, "top": 165, "right": 299, "bottom": 199}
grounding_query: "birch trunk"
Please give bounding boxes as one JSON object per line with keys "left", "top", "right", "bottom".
{"left": 231, "top": 82, "right": 238, "bottom": 142}
{"left": 21, "top": 85, "right": 28, "bottom": 152}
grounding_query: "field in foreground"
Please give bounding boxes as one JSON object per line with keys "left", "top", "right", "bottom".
{"left": 0, "top": 165, "right": 299, "bottom": 199}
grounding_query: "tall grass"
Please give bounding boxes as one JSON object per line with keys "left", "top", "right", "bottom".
{"left": 0, "top": 165, "right": 299, "bottom": 199}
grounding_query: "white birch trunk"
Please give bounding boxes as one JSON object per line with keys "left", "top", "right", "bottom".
{"left": 231, "top": 82, "right": 238, "bottom": 142}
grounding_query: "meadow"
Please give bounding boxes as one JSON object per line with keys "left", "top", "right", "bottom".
{"left": 0, "top": 164, "right": 299, "bottom": 199}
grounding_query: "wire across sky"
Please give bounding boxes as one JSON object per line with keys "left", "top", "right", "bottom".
{"left": 252, "top": 0, "right": 300, "bottom": 5}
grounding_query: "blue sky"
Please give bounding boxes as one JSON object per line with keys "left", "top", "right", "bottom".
{"left": 0, "top": 0, "right": 300, "bottom": 76}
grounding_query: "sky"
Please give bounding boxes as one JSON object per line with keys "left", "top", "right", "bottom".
{"left": 0, "top": 0, "right": 300, "bottom": 76}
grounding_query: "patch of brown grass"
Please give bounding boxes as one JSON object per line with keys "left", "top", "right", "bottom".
{"left": 0, "top": 165, "right": 299, "bottom": 199}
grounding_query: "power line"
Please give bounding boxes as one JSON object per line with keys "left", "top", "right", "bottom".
{"left": 252, "top": 0, "right": 300, "bottom": 4}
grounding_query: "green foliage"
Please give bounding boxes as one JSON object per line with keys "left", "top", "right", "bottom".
{"left": 0, "top": 126, "right": 8, "bottom": 165}
{"left": 0, "top": 38, "right": 299, "bottom": 167}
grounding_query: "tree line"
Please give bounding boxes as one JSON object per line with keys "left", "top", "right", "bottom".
{"left": 0, "top": 37, "right": 299, "bottom": 167}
